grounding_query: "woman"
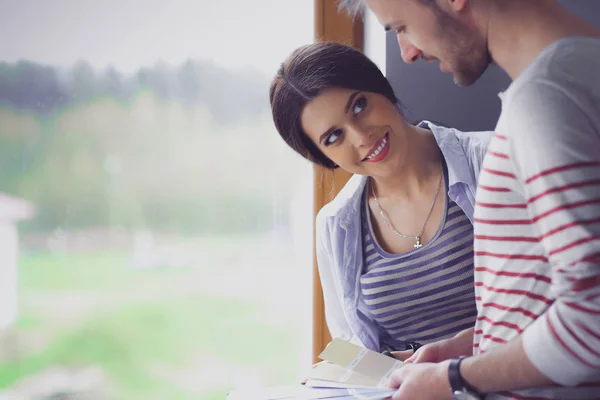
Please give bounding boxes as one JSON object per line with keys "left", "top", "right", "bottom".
{"left": 269, "top": 42, "right": 491, "bottom": 359}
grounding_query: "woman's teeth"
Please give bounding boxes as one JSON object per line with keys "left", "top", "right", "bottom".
{"left": 366, "top": 136, "right": 388, "bottom": 160}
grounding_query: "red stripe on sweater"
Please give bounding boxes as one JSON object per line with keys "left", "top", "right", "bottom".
{"left": 525, "top": 162, "right": 600, "bottom": 184}
{"left": 577, "top": 321, "right": 600, "bottom": 342}
{"left": 475, "top": 251, "right": 548, "bottom": 262}
{"left": 477, "top": 315, "right": 523, "bottom": 333}
{"left": 556, "top": 310, "right": 600, "bottom": 359}
{"left": 479, "top": 302, "right": 540, "bottom": 320}
{"left": 476, "top": 207, "right": 600, "bottom": 230}
{"left": 529, "top": 199, "right": 600, "bottom": 223}
{"left": 474, "top": 282, "right": 553, "bottom": 304}
{"left": 478, "top": 185, "right": 512, "bottom": 192}
{"left": 549, "top": 236, "right": 598, "bottom": 257}
{"left": 483, "top": 167, "right": 517, "bottom": 179}
{"left": 487, "top": 150, "right": 509, "bottom": 159}
{"left": 528, "top": 184, "right": 600, "bottom": 204}
{"left": 482, "top": 333, "right": 507, "bottom": 344}
{"left": 565, "top": 302, "right": 600, "bottom": 315}
{"left": 475, "top": 267, "right": 551, "bottom": 283}
{"left": 587, "top": 293, "right": 600, "bottom": 301}
{"left": 475, "top": 202, "right": 527, "bottom": 209}
{"left": 570, "top": 251, "right": 600, "bottom": 266}
{"left": 474, "top": 218, "right": 531, "bottom": 225}
{"left": 539, "top": 217, "right": 600, "bottom": 241}
{"left": 475, "top": 234, "right": 538, "bottom": 242}
{"left": 567, "top": 275, "right": 600, "bottom": 293}
{"left": 547, "top": 314, "right": 600, "bottom": 369}
{"left": 474, "top": 330, "right": 508, "bottom": 345}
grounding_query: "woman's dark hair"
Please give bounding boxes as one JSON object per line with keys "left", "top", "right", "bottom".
{"left": 269, "top": 42, "right": 399, "bottom": 169}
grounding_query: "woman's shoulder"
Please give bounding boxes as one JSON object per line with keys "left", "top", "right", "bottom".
{"left": 316, "top": 174, "right": 368, "bottom": 225}
{"left": 451, "top": 127, "right": 494, "bottom": 151}
{"left": 420, "top": 120, "right": 493, "bottom": 149}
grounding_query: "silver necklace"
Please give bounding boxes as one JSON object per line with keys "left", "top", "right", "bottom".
{"left": 371, "top": 166, "right": 443, "bottom": 249}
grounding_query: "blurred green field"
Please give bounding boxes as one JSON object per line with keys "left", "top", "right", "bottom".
{"left": 0, "top": 235, "right": 311, "bottom": 399}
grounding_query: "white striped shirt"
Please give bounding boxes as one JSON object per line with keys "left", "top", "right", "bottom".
{"left": 473, "top": 37, "right": 600, "bottom": 399}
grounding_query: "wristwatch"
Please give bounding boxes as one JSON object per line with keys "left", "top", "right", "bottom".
{"left": 448, "top": 356, "right": 483, "bottom": 400}
{"left": 405, "top": 341, "right": 423, "bottom": 352}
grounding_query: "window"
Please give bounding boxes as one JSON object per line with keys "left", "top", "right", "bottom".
{"left": 0, "top": 2, "right": 314, "bottom": 399}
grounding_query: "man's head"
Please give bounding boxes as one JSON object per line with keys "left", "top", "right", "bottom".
{"left": 341, "top": 0, "right": 491, "bottom": 87}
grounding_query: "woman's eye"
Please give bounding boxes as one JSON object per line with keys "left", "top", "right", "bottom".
{"left": 326, "top": 129, "right": 342, "bottom": 145}
{"left": 353, "top": 96, "right": 367, "bottom": 115}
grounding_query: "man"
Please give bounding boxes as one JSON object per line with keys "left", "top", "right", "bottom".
{"left": 338, "top": 1, "right": 600, "bottom": 399}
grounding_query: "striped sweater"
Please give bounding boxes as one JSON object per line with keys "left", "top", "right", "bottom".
{"left": 473, "top": 37, "right": 600, "bottom": 399}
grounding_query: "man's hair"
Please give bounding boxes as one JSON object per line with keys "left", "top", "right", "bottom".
{"left": 337, "top": 0, "right": 366, "bottom": 17}
{"left": 338, "top": 0, "right": 437, "bottom": 18}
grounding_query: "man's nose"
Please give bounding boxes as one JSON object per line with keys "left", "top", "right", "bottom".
{"left": 398, "top": 34, "right": 422, "bottom": 64}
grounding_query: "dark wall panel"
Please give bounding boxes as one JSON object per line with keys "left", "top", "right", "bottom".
{"left": 386, "top": 0, "right": 600, "bottom": 131}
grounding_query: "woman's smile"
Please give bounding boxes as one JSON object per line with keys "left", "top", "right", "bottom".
{"left": 363, "top": 132, "right": 390, "bottom": 163}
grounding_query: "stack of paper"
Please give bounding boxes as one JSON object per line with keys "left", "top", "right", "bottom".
{"left": 226, "top": 339, "right": 403, "bottom": 400}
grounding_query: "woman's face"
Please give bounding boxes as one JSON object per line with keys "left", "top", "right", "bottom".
{"left": 301, "top": 88, "right": 410, "bottom": 177}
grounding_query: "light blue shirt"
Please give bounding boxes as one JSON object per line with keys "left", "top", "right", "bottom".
{"left": 315, "top": 121, "right": 492, "bottom": 351}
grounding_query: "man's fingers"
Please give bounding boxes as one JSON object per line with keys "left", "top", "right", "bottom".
{"left": 404, "top": 352, "right": 417, "bottom": 364}
{"left": 403, "top": 346, "right": 431, "bottom": 364}
{"left": 387, "top": 366, "right": 406, "bottom": 389}
{"left": 409, "top": 345, "right": 437, "bottom": 363}
{"left": 391, "top": 349, "right": 414, "bottom": 362}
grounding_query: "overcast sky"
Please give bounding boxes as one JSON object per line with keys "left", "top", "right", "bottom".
{"left": 0, "top": 0, "right": 314, "bottom": 75}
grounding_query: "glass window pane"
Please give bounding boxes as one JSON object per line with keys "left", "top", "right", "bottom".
{"left": 0, "top": 2, "right": 314, "bottom": 399}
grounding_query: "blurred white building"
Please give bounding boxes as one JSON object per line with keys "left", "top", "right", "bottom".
{"left": 0, "top": 193, "right": 35, "bottom": 330}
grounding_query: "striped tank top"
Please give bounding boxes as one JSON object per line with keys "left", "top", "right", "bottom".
{"left": 360, "top": 164, "right": 478, "bottom": 351}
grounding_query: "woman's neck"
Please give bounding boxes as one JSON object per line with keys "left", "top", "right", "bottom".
{"left": 370, "top": 125, "right": 442, "bottom": 203}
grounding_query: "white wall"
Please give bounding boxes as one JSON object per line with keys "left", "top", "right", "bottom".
{"left": 363, "top": 7, "right": 386, "bottom": 75}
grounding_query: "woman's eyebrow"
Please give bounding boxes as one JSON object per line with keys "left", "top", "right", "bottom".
{"left": 344, "top": 91, "right": 361, "bottom": 114}
{"left": 319, "top": 127, "right": 336, "bottom": 144}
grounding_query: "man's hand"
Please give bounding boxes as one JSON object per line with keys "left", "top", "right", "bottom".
{"left": 405, "top": 328, "right": 474, "bottom": 364}
{"left": 390, "top": 349, "right": 414, "bottom": 361}
{"left": 388, "top": 361, "right": 452, "bottom": 400}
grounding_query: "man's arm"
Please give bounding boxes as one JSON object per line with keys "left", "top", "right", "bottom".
{"left": 459, "top": 337, "right": 553, "bottom": 393}
{"left": 389, "top": 337, "right": 553, "bottom": 400}
{"left": 504, "top": 80, "right": 600, "bottom": 386}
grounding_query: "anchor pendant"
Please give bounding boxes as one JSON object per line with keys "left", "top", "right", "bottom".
{"left": 414, "top": 237, "right": 423, "bottom": 249}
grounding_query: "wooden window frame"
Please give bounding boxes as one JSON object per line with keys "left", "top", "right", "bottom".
{"left": 312, "top": 0, "right": 364, "bottom": 363}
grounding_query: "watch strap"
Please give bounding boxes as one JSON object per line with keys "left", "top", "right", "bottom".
{"left": 448, "top": 356, "right": 482, "bottom": 398}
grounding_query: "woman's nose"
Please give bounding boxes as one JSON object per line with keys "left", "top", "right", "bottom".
{"left": 347, "top": 124, "right": 373, "bottom": 147}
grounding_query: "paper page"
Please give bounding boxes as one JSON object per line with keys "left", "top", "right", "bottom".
{"left": 304, "top": 379, "right": 379, "bottom": 390}
{"left": 226, "top": 384, "right": 395, "bottom": 400}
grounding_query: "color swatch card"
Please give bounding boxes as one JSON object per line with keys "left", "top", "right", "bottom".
{"left": 318, "top": 339, "right": 403, "bottom": 386}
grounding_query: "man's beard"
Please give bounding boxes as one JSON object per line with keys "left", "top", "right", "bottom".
{"left": 451, "top": 50, "right": 492, "bottom": 87}
{"left": 432, "top": 5, "right": 492, "bottom": 86}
